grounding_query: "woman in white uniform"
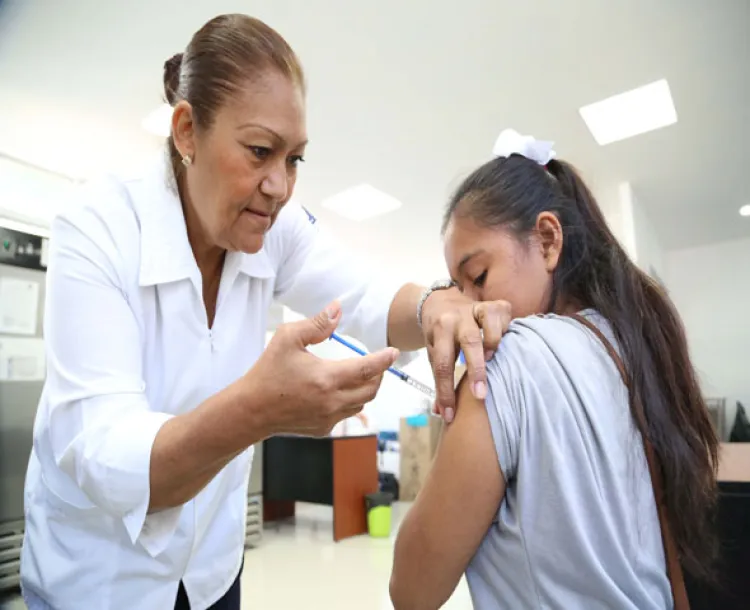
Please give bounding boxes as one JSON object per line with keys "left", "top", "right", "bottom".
{"left": 19, "top": 14, "right": 511, "bottom": 610}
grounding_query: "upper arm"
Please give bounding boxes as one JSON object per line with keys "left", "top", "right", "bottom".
{"left": 45, "top": 205, "right": 145, "bottom": 409}
{"left": 390, "top": 376, "right": 506, "bottom": 609}
{"left": 391, "top": 321, "right": 576, "bottom": 608}
{"left": 42, "top": 197, "right": 175, "bottom": 547}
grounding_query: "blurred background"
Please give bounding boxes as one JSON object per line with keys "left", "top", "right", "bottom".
{"left": 0, "top": 1, "right": 748, "bottom": 608}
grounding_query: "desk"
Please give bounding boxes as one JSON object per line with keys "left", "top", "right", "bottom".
{"left": 685, "top": 443, "right": 750, "bottom": 610}
{"left": 717, "top": 442, "right": 750, "bottom": 482}
{"left": 262, "top": 434, "right": 378, "bottom": 542}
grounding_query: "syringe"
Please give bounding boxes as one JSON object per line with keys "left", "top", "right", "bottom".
{"left": 302, "top": 204, "right": 437, "bottom": 402}
{"left": 329, "top": 333, "right": 436, "bottom": 400}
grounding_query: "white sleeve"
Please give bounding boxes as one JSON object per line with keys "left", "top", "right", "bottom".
{"left": 41, "top": 207, "right": 180, "bottom": 557}
{"left": 273, "top": 203, "right": 412, "bottom": 354}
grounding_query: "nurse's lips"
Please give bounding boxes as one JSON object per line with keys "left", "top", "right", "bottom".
{"left": 244, "top": 208, "right": 271, "bottom": 218}
{"left": 243, "top": 207, "right": 274, "bottom": 230}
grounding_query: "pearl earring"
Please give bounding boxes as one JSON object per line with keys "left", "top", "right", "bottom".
{"left": 181, "top": 154, "right": 192, "bottom": 167}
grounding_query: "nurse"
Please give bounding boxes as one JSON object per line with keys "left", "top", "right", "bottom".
{"left": 20, "top": 13, "right": 511, "bottom": 610}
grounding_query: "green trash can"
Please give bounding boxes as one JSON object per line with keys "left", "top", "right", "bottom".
{"left": 365, "top": 491, "right": 394, "bottom": 538}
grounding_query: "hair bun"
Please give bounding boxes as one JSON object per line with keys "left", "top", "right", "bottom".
{"left": 163, "top": 53, "right": 183, "bottom": 106}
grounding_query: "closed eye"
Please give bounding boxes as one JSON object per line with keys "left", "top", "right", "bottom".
{"left": 472, "top": 270, "right": 487, "bottom": 288}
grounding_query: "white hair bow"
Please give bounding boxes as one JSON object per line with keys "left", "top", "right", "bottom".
{"left": 492, "top": 128, "right": 556, "bottom": 166}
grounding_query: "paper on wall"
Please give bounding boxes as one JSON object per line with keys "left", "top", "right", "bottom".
{"left": 0, "top": 337, "right": 46, "bottom": 381}
{"left": 0, "top": 277, "right": 39, "bottom": 335}
{"left": 40, "top": 238, "right": 50, "bottom": 268}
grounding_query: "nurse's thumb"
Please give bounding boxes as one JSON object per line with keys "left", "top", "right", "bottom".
{"left": 295, "top": 301, "right": 342, "bottom": 347}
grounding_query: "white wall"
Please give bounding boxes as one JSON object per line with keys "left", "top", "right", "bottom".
{"left": 599, "top": 181, "right": 664, "bottom": 280}
{"left": 627, "top": 185, "right": 665, "bottom": 282}
{"left": 665, "top": 237, "right": 750, "bottom": 430}
{"left": 0, "top": 155, "right": 75, "bottom": 230}
{"left": 316, "top": 339, "right": 432, "bottom": 432}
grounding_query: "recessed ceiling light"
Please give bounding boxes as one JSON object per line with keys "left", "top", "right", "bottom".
{"left": 321, "top": 184, "right": 402, "bottom": 221}
{"left": 740, "top": 204, "right": 750, "bottom": 217}
{"left": 579, "top": 79, "right": 677, "bottom": 146}
{"left": 141, "top": 104, "right": 173, "bottom": 138}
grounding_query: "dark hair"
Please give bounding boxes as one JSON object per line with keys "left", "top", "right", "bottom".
{"left": 163, "top": 14, "right": 305, "bottom": 174}
{"left": 444, "top": 154, "right": 718, "bottom": 580}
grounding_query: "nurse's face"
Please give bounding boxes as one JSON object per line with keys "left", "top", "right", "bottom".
{"left": 173, "top": 70, "right": 307, "bottom": 254}
{"left": 443, "top": 212, "right": 562, "bottom": 319}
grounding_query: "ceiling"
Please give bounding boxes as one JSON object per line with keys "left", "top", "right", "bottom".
{"left": 0, "top": 0, "right": 748, "bottom": 284}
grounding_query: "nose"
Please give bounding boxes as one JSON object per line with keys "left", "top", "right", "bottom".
{"left": 259, "top": 161, "right": 289, "bottom": 201}
{"left": 464, "top": 286, "right": 482, "bottom": 302}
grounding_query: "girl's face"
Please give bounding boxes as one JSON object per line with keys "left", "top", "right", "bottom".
{"left": 443, "top": 211, "right": 564, "bottom": 319}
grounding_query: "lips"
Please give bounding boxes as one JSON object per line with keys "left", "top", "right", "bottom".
{"left": 242, "top": 208, "right": 274, "bottom": 230}
{"left": 244, "top": 208, "right": 271, "bottom": 218}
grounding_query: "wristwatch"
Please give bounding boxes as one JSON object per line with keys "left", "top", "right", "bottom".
{"left": 416, "top": 279, "right": 456, "bottom": 329}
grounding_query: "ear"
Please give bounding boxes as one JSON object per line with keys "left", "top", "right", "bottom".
{"left": 171, "top": 101, "right": 195, "bottom": 160}
{"left": 535, "top": 212, "right": 563, "bottom": 273}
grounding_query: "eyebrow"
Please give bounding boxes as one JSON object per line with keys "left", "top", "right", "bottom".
{"left": 457, "top": 249, "right": 483, "bottom": 275}
{"left": 237, "top": 123, "right": 308, "bottom": 148}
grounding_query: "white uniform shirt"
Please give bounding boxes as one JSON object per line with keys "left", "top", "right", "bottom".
{"left": 21, "top": 158, "right": 405, "bottom": 610}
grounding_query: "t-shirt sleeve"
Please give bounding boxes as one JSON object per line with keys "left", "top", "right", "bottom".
{"left": 483, "top": 326, "right": 547, "bottom": 482}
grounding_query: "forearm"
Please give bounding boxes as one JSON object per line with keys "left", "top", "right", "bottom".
{"left": 149, "top": 379, "right": 270, "bottom": 511}
{"left": 387, "top": 283, "right": 425, "bottom": 350}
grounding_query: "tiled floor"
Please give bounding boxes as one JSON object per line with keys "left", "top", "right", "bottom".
{"left": 243, "top": 502, "right": 472, "bottom": 609}
{"left": 1, "top": 502, "right": 472, "bottom": 609}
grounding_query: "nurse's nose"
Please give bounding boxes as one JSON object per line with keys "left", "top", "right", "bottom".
{"left": 260, "top": 160, "right": 289, "bottom": 201}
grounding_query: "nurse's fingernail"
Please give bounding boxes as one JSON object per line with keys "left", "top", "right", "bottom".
{"left": 473, "top": 380, "right": 487, "bottom": 399}
{"left": 445, "top": 407, "right": 455, "bottom": 423}
{"left": 484, "top": 349, "right": 494, "bottom": 361}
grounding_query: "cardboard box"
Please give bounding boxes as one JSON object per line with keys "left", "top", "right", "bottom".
{"left": 718, "top": 442, "right": 750, "bottom": 482}
{"left": 399, "top": 415, "right": 443, "bottom": 501}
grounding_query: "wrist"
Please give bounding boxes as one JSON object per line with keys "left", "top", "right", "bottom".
{"left": 417, "top": 280, "right": 456, "bottom": 329}
{"left": 231, "top": 372, "right": 277, "bottom": 442}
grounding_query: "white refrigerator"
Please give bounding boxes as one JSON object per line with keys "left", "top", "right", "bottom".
{"left": 0, "top": 226, "right": 47, "bottom": 592}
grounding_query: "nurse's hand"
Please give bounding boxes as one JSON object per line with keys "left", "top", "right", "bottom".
{"left": 420, "top": 290, "right": 512, "bottom": 423}
{"left": 248, "top": 301, "right": 399, "bottom": 437}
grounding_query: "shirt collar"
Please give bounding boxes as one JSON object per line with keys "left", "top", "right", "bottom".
{"left": 136, "top": 155, "right": 275, "bottom": 287}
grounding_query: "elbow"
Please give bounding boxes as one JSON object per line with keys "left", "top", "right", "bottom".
{"left": 390, "top": 545, "right": 416, "bottom": 610}
{"left": 390, "top": 573, "right": 416, "bottom": 610}
{"left": 390, "top": 576, "right": 447, "bottom": 610}
{"left": 390, "top": 555, "right": 437, "bottom": 610}
{"left": 390, "top": 526, "right": 430, "bottom": 609}
{"left": 391, "top": 548, "right": 457, "bottom": 610}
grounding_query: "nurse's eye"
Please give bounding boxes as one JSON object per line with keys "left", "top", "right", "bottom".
{"left": 472, "top": 270, "right": 487, "bottom": 288}
{"left": 288, "top": 155, "right": 305, "bottom": 168}
{"left": 247, "top": 146, "right": 271, "bottom": 160}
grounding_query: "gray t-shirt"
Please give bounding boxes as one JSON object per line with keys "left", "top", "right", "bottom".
{"left": 466, "top": 312, "right": 672, "bottom": 609}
